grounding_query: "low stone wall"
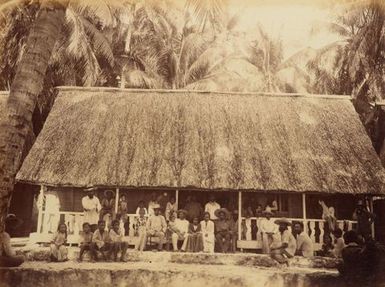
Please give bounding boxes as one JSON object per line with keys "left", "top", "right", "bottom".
{"left": 15, "top": 246, "right": 341, "bottom": 269}
{"left": 0, "top": 262, "right": 344, "bottom": 287}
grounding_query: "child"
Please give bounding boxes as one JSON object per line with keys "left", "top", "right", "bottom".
{"left": 109, "top": 220, "right": 128, "bottom": 262}
{"left": 134, "top": 208, "right": 148, "bottom": 251}
{"left": 333, "top": 228, "right": 345, "bottom": 258}
{"left": 118, "top": 195, "right": 128, "bottom": 223}
{"left": 78, "top": 222, "right": 93, "bottom": 262}
{"left": 135, "top": 200, "right": 148, "bottom": 216}
{"left": 185, "top": 217, "right": 204, "bottom": 252}
{"left": 242, "top": 210, "right": 252, "bottom": 240}
{"left": 50, "top": 223, "right": 68, "bottom": 262}
{"left": 91, "top": 220, "right": 111, "bottom": 261}
{"left": 165, "top": 197, "right": 177, "bottom": 221}
{"left": 316, "top": 234, "right": 334, "bottom": 257}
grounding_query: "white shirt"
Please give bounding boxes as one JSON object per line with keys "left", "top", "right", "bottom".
{"left": 174, "top": 218, "right": 189, "bottom": 234}
{"left": 82, "top": 196, "right": 101, "bottom": 225}
{"left": 259, "top": 218, "right": 278, "bottom": 233}
{"left": 205, "top": 202, "right": 221, "bottom": 220}
{"left": 45, "top": 191, "right": 60, "bottom": 213}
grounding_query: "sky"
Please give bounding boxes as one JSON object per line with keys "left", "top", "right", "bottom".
{"left": 176, "top": 0, "right": 343, "bottom": 60}
{"left": 226, "top": 1, "right": 342, "bottom": 59}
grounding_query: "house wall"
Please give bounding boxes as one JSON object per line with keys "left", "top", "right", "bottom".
{"left": 9, "top": 183, "right": 39, "bottom": 237}
{"left": 305, "top": 194, "right": 358, "bottom": 220}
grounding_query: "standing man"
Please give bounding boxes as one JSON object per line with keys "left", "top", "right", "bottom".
{"left": 293, "top": 221, "right": 314, "bottom": 258}
{"left": 146, "top": 204, "right": 167, "bottom": 251}
{"left": 353, "top": 199, "right": 375, "bottom": 241}
{"left": 82, "top": 187, "right": 101, "bottom": 232}
{"left": 184, "top": 196, "right": 203, "bottom": 222}
{"left": 205, "top": 195, "right": 221, "bottom": 221}
{"left": 259, "top": 207, "right": 278, "bottom": 254}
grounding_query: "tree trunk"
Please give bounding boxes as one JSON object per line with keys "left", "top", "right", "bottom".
{"left": 0, "top": 0, "right": 68, "bottom": 231}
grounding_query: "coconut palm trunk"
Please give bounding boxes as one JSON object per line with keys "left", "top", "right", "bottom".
{"left": 0, "top": 0, "right": 68, "bottom": 231}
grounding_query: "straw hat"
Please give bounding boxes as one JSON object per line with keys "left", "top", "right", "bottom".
{"left": 85, "top": 186, "right": 97, "bottom": 192}
{"left": 274, "top": 218, "right": 292, "bottom": 226}
{"left": 104, "top": 189, "right": 114, "bottom": 197}
{"left": 177, "top": 209, "right": 188, "bottom": 216}
{"left": 214, "top": 208, "right": 230, "bottom": 218}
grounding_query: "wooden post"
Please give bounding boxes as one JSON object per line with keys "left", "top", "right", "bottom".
{"left": 115, "top": 188, "right": 119, "bottom": 215}
{"left": 175, "top": 189, "right": 179, "bottom": 209}
{"left": 36, "top": 185, "right": 45, "bottom": 234}
{"left": 302, "top": 193, "right": 307, "bottom": 234}
{"left": 238, "top": 191, "right": 242, "bottom": 241}
{"left": 369, "top": 196, "right": 375, "bottom": 239}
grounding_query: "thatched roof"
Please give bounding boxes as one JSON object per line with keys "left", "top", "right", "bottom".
{"left": 0, "top": 92, "right": 8, "bottom": 122}
{"left": 16, "top": 87, "right": 385, "bottom": 194}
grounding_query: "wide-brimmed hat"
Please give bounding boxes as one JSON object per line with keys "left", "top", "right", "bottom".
{"left": 274, "top": 218, "right": 292, "bottom": 226}
{"left": 153, "top": 203, "right": 161, "bottom": 210}
{"left": 85, "top": 186, "right": 97, "bottom": 192}
{"left": 214, "top": 208, "right": 230, "bottom": 218}
{"left": 104, "top": 189, "right": 114, "bottom": 197}
{"left": 177, "top": 209, "right": 188, "bottom": 216}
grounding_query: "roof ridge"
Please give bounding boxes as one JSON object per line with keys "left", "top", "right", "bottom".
{"left": 55, "top": 86, "right": 352, "bottom": 100}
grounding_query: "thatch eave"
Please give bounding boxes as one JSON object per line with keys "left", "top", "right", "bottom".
{"left": 16, "top": 88, "right": 385, "bottom": 195}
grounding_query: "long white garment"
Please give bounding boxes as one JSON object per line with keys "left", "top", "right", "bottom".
{"left": 82, "top": 196, "right": 101, "bottom": 225}
{"left": 200, "top": 220, "right": 215, "bottom": 253}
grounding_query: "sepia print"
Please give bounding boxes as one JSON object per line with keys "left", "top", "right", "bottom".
{"left": 0, "top": 0, "right": 385, "bottom": 286}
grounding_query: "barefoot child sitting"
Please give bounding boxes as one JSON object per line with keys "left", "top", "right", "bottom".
{"left": 50, "top": 223, "right": 68, "bottom": 262}
{"left": 91, "top": 220, "right": 111, "bottom": 261}
{"left": 78, "top": 222, "right": 93, "bottom": 262}
{"left": 109, "top": 220, "right": 128, "bottom": 262}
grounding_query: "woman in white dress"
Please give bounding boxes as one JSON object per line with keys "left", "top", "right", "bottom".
{"left": 200, "top": 212, "right": 215, "bottom": 253}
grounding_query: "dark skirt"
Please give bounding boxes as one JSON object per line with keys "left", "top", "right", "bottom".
{"left": 185, "top": 233, "right": 204, "bottom": 252}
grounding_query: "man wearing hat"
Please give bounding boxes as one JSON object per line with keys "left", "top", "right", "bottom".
{"left": 353, "top": 199, "right": 375, "bottom": 241}
{"left": 170, "top": 209, "right": 189, "bottom": 251}
{"left": 214, "top": 208, "right": 232, "bottom": 253}
{"left": 82, "top": 187, "right": 101, "bottom": 232}
{"left": 259, "top": 207, "right": 278, "bottom": 254}
{"left": 270, "top": 218, "right": 296, "bottom": 265}
{"left": 0, "top": 214, "right": 25, "bottom": 267}
{"left": 145, "top": 204, "right": 167, "bottom": 251}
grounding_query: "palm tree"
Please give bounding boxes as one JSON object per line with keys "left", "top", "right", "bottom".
{"left": 0, "top": 0, "right": 68, "bottom": 230}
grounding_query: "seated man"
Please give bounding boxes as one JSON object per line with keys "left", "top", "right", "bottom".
{"left": 91, "top": 220, "right": 111, "bottom": 261}
{"left": 214, "top": 208, "right": 232, "bottom": 253}
{"left": 78, "top": 222, "right": 93, "bottom": 262}
{"left": 109, "top": 220, "right": 128, "bottom": 262}
{"left": 270, "top": 219, "right": 296, "bottom": 265}
{"left": 293, "top": 222, "right": 314, "bottom": 258}
{"left": 146, "top": 204, "right": 167, "bottom": 251}
{"left": 170, "top": 210, "right": 189, "bottom": 251}
{"left": 0, "top": 214, "right": 24, "bottom": 267}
